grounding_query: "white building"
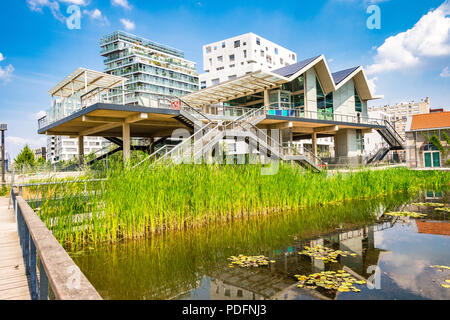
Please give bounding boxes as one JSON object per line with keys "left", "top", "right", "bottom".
{"left": 47, "top": 136, "right": 104, "bottom": 164}
{"left": 199, "top": 32, "right": 297, "bottom": 88}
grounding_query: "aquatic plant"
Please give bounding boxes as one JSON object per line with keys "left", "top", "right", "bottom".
{"left": 29, "top": 165, "right": 449, "bottom": 245}
{"left": 385, "top": 212, "right": 427, "bottom": 218}
{"left": 227, "top": 255, "right": 275, "bottom": 268}
{"left": 299, "top": 245, "right": 357, "bottom": 263}
{"left": 411, "top": 202, "right": 445, "bottom": 207}
{"left": 295, "top": 270, "right": 366, "bottom": 292}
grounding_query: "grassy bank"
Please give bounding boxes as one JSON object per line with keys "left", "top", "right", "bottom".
{"left": 33, "top": 164, "right": 449, "bottom": 245}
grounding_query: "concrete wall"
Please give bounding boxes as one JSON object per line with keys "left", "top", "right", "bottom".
{"left": 333, "top": 79, "right": 355, "bottom": 115}
{"left": 335, "top": 129, "right": 361, "bottom": 158}
{"left": 305, "top": 69, "right": 317, "bottom": 114}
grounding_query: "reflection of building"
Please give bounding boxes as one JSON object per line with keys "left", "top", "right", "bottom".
{"left": 207, "top": 221, "right": 392, "bottom": 300}
{"left": 405, "top": 111, "right": 450, "bottom": 168}
{"left": 416, "top": 221, "right": 450, "bottom": 236}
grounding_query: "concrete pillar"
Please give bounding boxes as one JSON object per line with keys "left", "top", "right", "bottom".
{"left": 78, "top": 136, "right": 84, "bottom": 166}
{"left": 264, "top": 90, "right": 270, "bottom": 107}
{"left": 150, "top": 137, "right": 155, "bottom": 154}
{"left": 312, "top": 132, "right": 317, "bottom": 164}
{"left": 123, "top": 123, "right": 130, "bottom": 163}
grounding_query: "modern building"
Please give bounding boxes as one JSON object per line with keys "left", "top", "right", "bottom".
{"left": 100, "top": 31, "right": 199, "bottom": 106}
{"left": 46, "top": 135, "right": 104, "bottom": 164}
{"left": 405, "top": 111, "right": 450, "bottom": 168}
{"left": 33, "top": 147, "right": 46, "bottom": 160}
{"left": 199, "top": 33, "right": 297, "bottom": 89}
{"left": 38, "top": 54, "right": 403, "bottom": 171}
{"left": 368, "top": 98, "right": 430, "bottom": 142}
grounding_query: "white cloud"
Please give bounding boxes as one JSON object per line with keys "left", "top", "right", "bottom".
{"left": 32, "top": 110, "right": 47, "bottom": 120}
{"left": 26, "top": 0, "right": 65, "bottom": 22}
{"left": 83, "top": 8, "right": 108, "bottom": 24}
{"left": 120, "top": 18, "right": 135, "bottom": 31}
{"left": 0, "top": 53, "right": 4, "bottom": 62}
{"left": 440, "top": 66, "right": 450, "bottom": 77}
{"left": 366, "top": 1, "right": 450, "bottom": 75}
{"left": 112, "top": 0, "right": 132, "bottom": 10}
{"left": 59, "top": 0, "right": 88, "bottom": 5}
{"left": 6, "top": 136, "right": 47, "bottom": 154}
{"left": 0, "top": 65, "right": 14, "bottom": 81}
{"left": 367, "top": 77, "right": 378, "bottom": 94}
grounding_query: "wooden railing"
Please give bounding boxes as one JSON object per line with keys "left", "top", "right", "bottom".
{"left": 10, "top": 188, "right": 102, "bottom": 300}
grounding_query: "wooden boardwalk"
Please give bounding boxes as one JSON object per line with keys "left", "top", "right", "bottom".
{"left": 0, "top": 197, "right": 31, "bottom": 300}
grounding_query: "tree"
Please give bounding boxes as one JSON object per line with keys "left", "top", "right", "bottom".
{"left": 14, "top": 145, "right": 36, "bottom": 170}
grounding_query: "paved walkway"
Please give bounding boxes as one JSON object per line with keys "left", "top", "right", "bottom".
{"left": 0, "top": 197, "right": 31, "bottom": 300}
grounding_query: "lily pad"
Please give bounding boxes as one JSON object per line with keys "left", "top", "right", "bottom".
{"left": 384, "top": 212, "right": 427, "bottom": 218}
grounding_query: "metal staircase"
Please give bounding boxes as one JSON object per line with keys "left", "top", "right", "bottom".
{"left": 368, "top": 120, "right": 405, "bottom": 164}
{"left": 134, "top": 101, "right": 324, "bottom": 172}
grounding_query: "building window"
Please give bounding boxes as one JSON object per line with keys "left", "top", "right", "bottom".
{"left": 256, "top": 37, "right": 260, "bottom": 45}
{"left": 229, "top": 64, "right": 235, "bottom": 68}
{"left": 229, "top": 54, "right": 235, "bottom": 62}
{"left": 212, "top": 78, "right": 220, "bottom": 85}
{"left": 228, "top": 75, "right": 237, "bottom": 80}
{"left": 201, "top": 81, "right": 206, "bottom": 89}
{"left": 206, "top": 46, "right": 211, "bottom": 53}
{"left": 234, "top": 40, "right": 240, "bottom": 48}
{"left": 217, "top": 56, "right": 223, "bottom": 62}
{"left": 222, "top": 42, "right": 225, "bottom": 48}
{"left": 216, "top": 66, "right": 224, "bottom": 71}
{"left": 243, "top": 50, "right": 247, "bottom": 58}
{"left": 274, "top": 48, "right": 278, "bottom": 55}
{"left": 356, "top": 129, "right": 364, "bottom": 152}
{"left": 355, "top": 87, "right": 362, "bottom": 112}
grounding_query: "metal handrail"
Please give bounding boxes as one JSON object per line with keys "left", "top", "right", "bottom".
{"left": 133, "top": 144, "right": 175, "bottom": 168}
{"left": 10, "top": 188, "right": 102, "bottom": 300}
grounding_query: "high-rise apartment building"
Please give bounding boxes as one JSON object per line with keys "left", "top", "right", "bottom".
{"left": 200, "top": 33, "right": 297, "bottom": 88}
{"left": 100, "top": 31, "right": 199, "bottom": 106}
{"left": 368, "top": 98, "right": 430, "bottom": 141}
{"left": 47, "top": 136, "right": 104, "bottom": 164}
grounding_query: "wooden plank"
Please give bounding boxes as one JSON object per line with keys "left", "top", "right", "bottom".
{"left": 0, "top": 197, "right": 31, "bottom": 300}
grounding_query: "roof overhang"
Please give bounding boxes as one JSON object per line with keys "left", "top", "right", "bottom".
{"left": 181, "top": 70, "right": 288, "bottom": 107}
{"left": 49, "top": 68, "right": 126, "bottom": 98}
{"left": 334, "top": 66, "right": 379, "bottom": 101}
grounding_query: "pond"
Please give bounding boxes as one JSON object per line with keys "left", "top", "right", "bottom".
{"left": 71, "top": 189, "right": 450, "bottom": 300}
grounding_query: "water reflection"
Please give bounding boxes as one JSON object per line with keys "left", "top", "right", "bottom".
{"left": 72, "top": 190, "right": 450, "bottom": 300}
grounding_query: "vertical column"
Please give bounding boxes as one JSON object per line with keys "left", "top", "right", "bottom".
{"left": 264, "top": 89, "right": 269, "bottom": 107}
{"left": 150, "top": 137, "right": 155, "bottom": 154}
{"left": 1, "top": 129, "right": 5, "bottom": 183}
{"left": 312, "top": 132, "right": 318, "bottom": 164}
{"left": 78, "top": 136, "right": 84, "bottom": 166}
{"left": 123, "top": 122, "right": 130, "bottom": 163}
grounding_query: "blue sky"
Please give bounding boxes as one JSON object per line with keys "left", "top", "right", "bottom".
{"left": 0, "top": 0, "right": 449, "bottom": 158}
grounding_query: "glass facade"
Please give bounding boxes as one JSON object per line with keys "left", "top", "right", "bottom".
{"left": 100, "top": 31, "right": 199, "bottom": 105}
{"left": 355, "top": 87, "right": 362, "bottom": 113}
{"left": 316, "top": 79, "right": 333, "bottom": 120}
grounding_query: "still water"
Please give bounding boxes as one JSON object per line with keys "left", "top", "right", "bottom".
{"left": 72, "top": 190, "right": 450, "bottom": 300}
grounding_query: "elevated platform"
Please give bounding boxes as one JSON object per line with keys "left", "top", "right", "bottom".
{"left": 38, "top": 103, "right": 384, "bottom": 139}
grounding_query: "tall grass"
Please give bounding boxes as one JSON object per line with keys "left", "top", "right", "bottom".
{"left": 34, "top": 164, "right": 449, "bottom": 245}
{"left": 71, "top": 192, "right": 415, "bottom": 300}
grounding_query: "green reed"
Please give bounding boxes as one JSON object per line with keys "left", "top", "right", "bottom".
{"left": 71, "top": 193, "right": 414, "bottom": 300}
{"left": 34, "top": 164, "right": 449, "bottom": 245}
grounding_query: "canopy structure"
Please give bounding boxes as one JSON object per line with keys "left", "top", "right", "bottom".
{"left": 48, "top": 68, "right": 126, "bottom": 98}
{"left": 181, "top": 70, "right": 288, "bottom": 107}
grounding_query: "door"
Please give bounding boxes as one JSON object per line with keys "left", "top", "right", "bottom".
{"left": 424, "top": 152, "right": 432, "bottom": 168}
{"left": 432, "top": 152, "right": 441, "bottom": 168}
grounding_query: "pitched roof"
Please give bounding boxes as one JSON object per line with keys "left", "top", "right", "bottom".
{"left": 332, "top": 67, "right": 360, "bottom": 85}
{"left": 272, "top": 56, "right": 321, "bottom": 78}
{"left": 410, "top": 111, "right": 450, "bottom": 131}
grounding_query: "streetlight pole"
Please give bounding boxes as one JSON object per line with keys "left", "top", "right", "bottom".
{"left": 0, "top": 124, "right": 7, "bottom": 184}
